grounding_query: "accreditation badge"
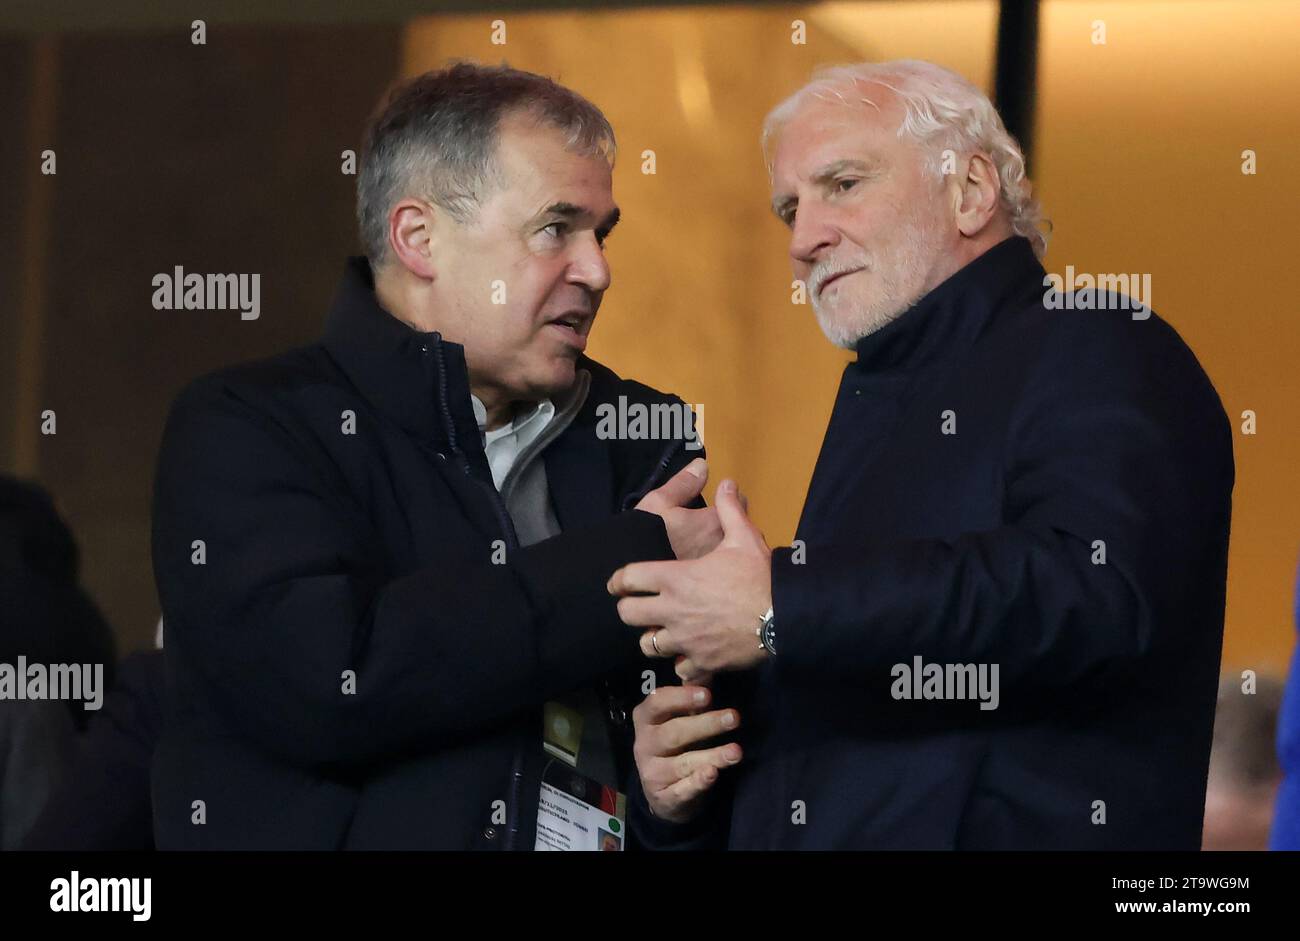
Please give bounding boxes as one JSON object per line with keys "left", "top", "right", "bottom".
{"left": 535, "top": 700, "right": 627, "bottom": 851}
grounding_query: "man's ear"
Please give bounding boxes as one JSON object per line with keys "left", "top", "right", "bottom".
{"left": 387, "top": 198, "right": 438, "bottom": 280}
{"left": 949, "top": 152, "right": 1002, "bottom": 238}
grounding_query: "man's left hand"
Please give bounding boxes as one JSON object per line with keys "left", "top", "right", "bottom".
{"left": 608, "top": 479, "right": 772, "bottom": 682}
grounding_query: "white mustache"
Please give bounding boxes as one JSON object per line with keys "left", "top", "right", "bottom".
{"left": 811, "top": 257, "right": 870, "bottom": 298}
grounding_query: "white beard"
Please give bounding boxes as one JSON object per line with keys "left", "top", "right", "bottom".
{"left": 810, "top": 199, "right": 948, "bottom": 350}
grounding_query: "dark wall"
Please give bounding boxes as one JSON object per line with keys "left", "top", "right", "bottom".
{"left": 6, "top": 24, "right": 402, "bottom": 653}
{"left": 1, "top": 38, "right": 32, "bottom": 473}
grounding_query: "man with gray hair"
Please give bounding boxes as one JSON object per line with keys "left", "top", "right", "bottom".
{"left": 151, "top": 62, "right": 730, "bottom": 849}
{"left": 611, "top": 59, "right": 1234, "bottom": 849}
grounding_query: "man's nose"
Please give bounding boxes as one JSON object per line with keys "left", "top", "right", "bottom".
{"left": 567, "top": 232, "right": 612, "bottom": 293}
{"left": 789, "top": 207, "right": 838, "bottom": 266}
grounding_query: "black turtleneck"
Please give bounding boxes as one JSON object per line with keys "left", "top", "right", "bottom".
{"left": 851, "top": 235, "right": 1045, "bottom": 376}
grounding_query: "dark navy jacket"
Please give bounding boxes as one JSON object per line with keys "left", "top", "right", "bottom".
{"left": 726, "top": 236, "right": 1234, "bottom": 849}
{"left": 151, "top": 257, "right": 698, "bottom": 849}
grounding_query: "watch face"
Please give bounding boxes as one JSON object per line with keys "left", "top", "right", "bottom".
{"left": 762, "top": 618, "right": 776, "bottom": 655}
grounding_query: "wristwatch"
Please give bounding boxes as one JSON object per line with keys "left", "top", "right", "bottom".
{"left": 756, "top": 606, "right": 776, "bottom": 657}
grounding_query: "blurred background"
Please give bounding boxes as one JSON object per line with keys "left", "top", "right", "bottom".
{"left": 1, "top": 0, "right": 1297, "bottom": 848}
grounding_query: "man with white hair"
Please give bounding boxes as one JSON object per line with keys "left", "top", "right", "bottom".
{"left": 611, "top": 60, "right": 1234, "bottom": 849}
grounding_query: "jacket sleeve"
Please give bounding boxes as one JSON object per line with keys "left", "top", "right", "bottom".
{"left": 771, "top": 317, "right": 1234, "bottom": 697}
{"left": 152, "top": 379, "right": 674, "bottom": 772}
{"left": 625, "top": 762, "right": 732, "bottom": 851}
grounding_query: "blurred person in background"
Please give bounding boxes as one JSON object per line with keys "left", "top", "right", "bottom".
{"left": 1269, "top": 561, "right": 1300, "bottom": 850}
{"left": 0, "top": 476, "right": 116, "bottom": 849}
{"left": 21, "top": 643, "right": 165, "bottom": 850}
{"left": 1202, "top": 673, "right": 1283, "bottom": 850}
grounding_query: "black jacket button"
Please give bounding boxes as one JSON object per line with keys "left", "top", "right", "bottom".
{"left": 483, "top": 826, "right": 498, "bottom": 840}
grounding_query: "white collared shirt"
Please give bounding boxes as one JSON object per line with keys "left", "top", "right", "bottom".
{"left": 470, "top": 395, "right": 555, "bottom": 490}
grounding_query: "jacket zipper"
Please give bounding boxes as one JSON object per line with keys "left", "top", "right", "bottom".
{"left": 620, "top": 438, "right": 688, "bottom": 512}
{"left": 423, "top": 342, "right": 686, "bottom": 849}
{"left": 424, "top": 336, "right": 526, "bottom": 850}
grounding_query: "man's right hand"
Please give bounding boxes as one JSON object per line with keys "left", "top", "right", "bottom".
{"left": 632, "top": 683, "right": 741, "bottom": 824}
{"left": 635, "top": 458, "right": 722, "bottom": 560}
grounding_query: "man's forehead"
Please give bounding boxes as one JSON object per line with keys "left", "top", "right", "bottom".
{"left": 493, "top": 118, "right": 613, "bottom": 210}
{"left": 770, "top": 93, "right": 901, "bottom": 186}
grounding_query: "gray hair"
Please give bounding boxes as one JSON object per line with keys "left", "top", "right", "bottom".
{"left": 763, "top": 59, "right": 1050, "bottom": 258}
{"left": 357, "top": 61, "right": 616, "bottom": 266}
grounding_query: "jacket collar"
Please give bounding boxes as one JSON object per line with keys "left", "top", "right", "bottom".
{"left": 318, "top": 257, "right": 690, "bottom": 522}
{"left": 320, "top": 256, "right": 482, "bottom": 457}
{"left": 852, "top": 235, "right": 1044, "bottom": 376}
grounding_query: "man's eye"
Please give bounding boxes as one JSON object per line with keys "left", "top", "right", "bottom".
{"left": 835, "top": 178, "right": 859, "bottom": 193}
{"left": 782, "top": 208, "right": 797, "bottom": 227}
{"left": 542, "top": 221, "right": 567, "bottom": 238}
